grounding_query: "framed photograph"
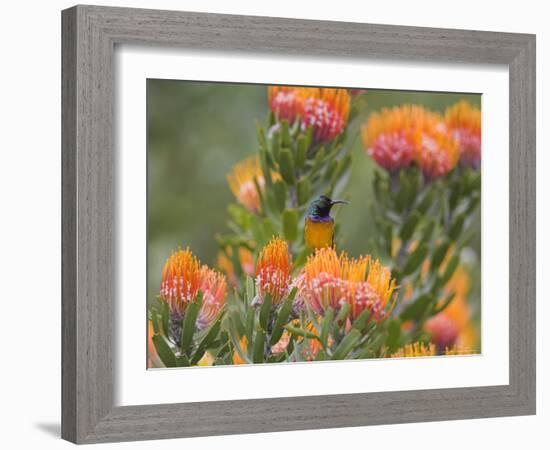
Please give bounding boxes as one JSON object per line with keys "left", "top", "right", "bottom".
{"left": 62, "top": 5, "right": 536, "bottom": 444}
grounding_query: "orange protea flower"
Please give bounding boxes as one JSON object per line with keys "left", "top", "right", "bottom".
{"left": 362, "top": 105, "right": 459, "bottom": 178}
{"left": 445, "top": 101, "right": 481, "bottom": 169}
{"left": 226, "top": 155, "right": 265, "bottom": 213}
{"left": 425, "top": 266, "right": 473, "bottom": 350}
{"left": 268, "top": 86, "right": 351, "bottom": 143}
{"left": 268, "top": 86, "right": 308, "bottom": 124}
{"left": 160, "top": 248, "right": 202, "bottom": 316}
{"left": 197, "top": 266, "right": 227, "bottom": 330}
{"left": 413, "top": 112, "right": 460, "bottom": 179}
{"left": 255, "top": 237, "right": 292, "bottom": 305}
{"left": 391, "top": 342, "right": 436, "bottom": 358}
{"left": 298, "top": 248, "right": 396, "bottom": 322}
{"left": 362, "top": 105, "right": 422, "bottom": 172}
{"left": 302, "top": 88, "right": 351, "bottom": 142}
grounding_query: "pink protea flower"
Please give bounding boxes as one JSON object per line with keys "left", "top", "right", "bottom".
{"left": 362, "top": 105, "right": 460, "bottom": 179}
{"left": 268, "top": 86, "right": 351, "bottom": 143}
{"left": 255, "top": 237, "right": 293, "bottom": 306}
{"left": 159, "top": 248, "right": 227, "bottom": 330}
{"left": 301, "top": 88, "right": 351, "bottom": 142}
{"left": 413, "top": 116, "right": 460, "bottom": 179}
{"left": 361, "top": 105, "right": 423, "bottom": 173}
{"left": 444, "top": 101, "right": 481, "bottom": 169}
{"left": 297, "top": 248, "right": 397, "bottom": 323}
{"left": 197, "top": 266, "right": 227, "bottom": 330}
{"left": 160, "top": 248, "right": 202, "bottom": 316}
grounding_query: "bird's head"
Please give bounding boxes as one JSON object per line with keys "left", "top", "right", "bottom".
{"left": 307, "top": 195, "right": 349, "bottom": 218}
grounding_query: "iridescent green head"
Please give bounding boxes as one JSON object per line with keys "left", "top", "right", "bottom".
{"left": 307, "top": 195, "right": 349, "bottom": 219}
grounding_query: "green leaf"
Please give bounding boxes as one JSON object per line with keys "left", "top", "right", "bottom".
{"left": 416, "top": 188, "right": 435, "bottom": 215}
{"left": 180, "top": 293, "right": 202, "bottom": 354}
{"left": 431, "top": 240, "right": 451, "bottom": 270}
{"left": 273, "top": 180, "right": 287, "bottom": 212}
{"left": 282, "top": 209, "right": 298, "bottom": 241}
{"left": 352, "top": 308, "right": 371, "bottom": 333}
{"left": 320, "top": 308, "right": 334, "bottom": 349}
{"left": 285, "top": 325, "right": 320, "bottom": 341}
{"left": 279, "top": 148, "right": 296, "bottom": 185}
{"left": 420, "top": 219, "right": 436, "bottom": 244}
{"left": 175, "top": 353, "right": 190, "bottom": 367}
{"left": 295, "top": 135, "right": 307, "bottom": 170}
{"left": 335, "top": 302, "right": 351, "bottom": 326}
{"left": 385, "top": 319, "right": 402, "bottom": 354}
{"left": 399, "top": 212, "right": 421, "bottom": 242}
{"left": 150, "top": 308, "right": 160, "bottom": 334}
{"left": 400, "top": 294, "right": 435, "bottom": 322}
{"left": 152, "top": 335, "right": 177, "bottom": 367}
{"left": 402, "top": 243, "right": 428, "bottom": 276}
{"left": 159, "top": 300, "right": 170, "bottom": 338}
{"left": 332, "top": 155, "right": 352, "bottom": 184}
{"left": 304, "top": 125, "right": 314, "bottom": 150}
{"left": 270, "top": 297, "right": 294, "bottom": 346}
{"left": 280, "top": 120, "right": 291, "bottom": 148}
{"left": 253, "top": 329, "right": 265, "bottom": 363}
{"left": 310, "top": 147, "right": 325, "bottom": 174}
{"left": 270, "top": 129, "right": 281, "bottom": 161}
{"left": 246, "top": 306, "right": 255, "bottom": 342}
{"left": 191, "top": 317, "right": 223, "bottom": 365}
{"left": 331, "top": 329, "right": 361, "bottom": 360}
{"left": 256, "top": 123, "right": 268, "bottom": 150}
{"left": 449, "top": 213, "right": 466, "bottom": 240}
{"left": 296, "top": 177, "right": 311, "bottom": 206}
{"left": 246, "top": 276, "right": 255, "bottom": 304}
{"left": 259, "top": 152, "right": 273, "bottom": 188}
{"left": 259, "top": 294, "right": 272, "bottom": 331}
{"left": 439, "top": 254, "right": 460, "bottom": 286}
{"left": 323, "top": 159, "right": 338, "bottom": 182}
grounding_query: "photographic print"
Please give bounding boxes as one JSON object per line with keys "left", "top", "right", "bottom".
{"left": 147, "top": 81, "right": 481, "bottom": 368}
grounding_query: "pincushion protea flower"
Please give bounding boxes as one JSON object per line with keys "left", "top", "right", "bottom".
{"left": 297, "top": 247, "right": 396, "bottom": 322}
{"left": 160, "top": 248, "right": 202, "bottom": 316}
{"left": 255, "top": 237, "right": 292, "bottom": 305}
{"left": 362, "top": 105, "right": 420, "bottom": 173}
{"left": 391, "top": 342, "right": 436, "bottom": 358}
{"left": 226, "top": 155, "right": 266, "bottom": 213}
{"left": 362, "top": 105, "right": 460, "bottom": 178}
{"left": 268, "top": 86, "right": 308, "bottom": 124}
{"left": 413, "top": 112, "right": 460, "bottom": 179}
{"left": 268, "top": 86, "right": 351, "bottom": 143}
{"left": 197, "top": 266, "right": 227, "bottom": 330}
{"left": 444, "top": 100, "right": 481, "bottom": 169}
{"left": 160, "top": 248, "right": 227, "bottom": 328}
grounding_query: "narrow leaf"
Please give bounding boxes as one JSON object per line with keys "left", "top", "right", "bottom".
{"left": 279, "top": 148, "right": 296, "bottom": 185}
{"left": 253, "top": 329, "right": 265, "bottom": 363}
{"left": 331, "top": 329, "right": 361, "bottom": 360}
{"left": 282, "top": 209, "right": 298, "bottom": 241}
{"left": 152, "top": 335, "right": 176, "bottom": 367}
{"left": 259, "top": 294, "right": 272, "bottom": 331}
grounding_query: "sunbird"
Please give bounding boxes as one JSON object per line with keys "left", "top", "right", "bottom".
{"left": 304, "top": 195, "right": 349, "bottom": 250}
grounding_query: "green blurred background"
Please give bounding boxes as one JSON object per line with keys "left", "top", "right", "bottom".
{"left": 147, "top": 80, "right": 481, "bottom": 313}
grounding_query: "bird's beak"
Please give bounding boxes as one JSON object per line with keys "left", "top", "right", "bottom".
{"left": 330, "top": 200, "right": 349, "bottom": 206}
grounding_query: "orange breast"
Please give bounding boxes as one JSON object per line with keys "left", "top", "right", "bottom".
{"left": 304, "top": 217, "right": 335, "bottom": 249}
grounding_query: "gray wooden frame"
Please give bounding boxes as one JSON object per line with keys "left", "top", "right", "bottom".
{"left": 61, "top": 4, "right": 536, "bottom": 444}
